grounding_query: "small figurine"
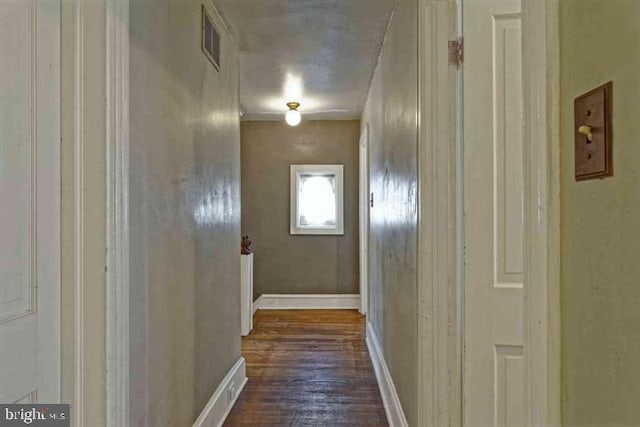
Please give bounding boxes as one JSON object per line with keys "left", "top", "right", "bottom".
{"left": 241, "top": 235, "right": 253, "bottom": 255}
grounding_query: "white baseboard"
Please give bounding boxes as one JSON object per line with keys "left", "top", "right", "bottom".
{"left": 253, "top": 294, "right": 360, "bottom": 311}
{"left": 192, "top": 357, "right": 247, "bottom": 427}
{"left": 366, "top": 323, "right": 408, "bottom": 427}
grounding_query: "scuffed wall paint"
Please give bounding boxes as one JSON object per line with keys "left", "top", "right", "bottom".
{"left": 129, "top": 1, "right": 241, "bottom": 426}
{"left": 361, "top": 0, "right": 419, "bottom": 424}
{"left": 560, "top": 1, "right": 640, "bottom": 425}
{"left": 240, "top": 120, "right": 360, "bottom": 297}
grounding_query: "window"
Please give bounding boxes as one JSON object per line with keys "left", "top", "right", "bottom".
{"left": 290, "top": 165, "right": 344, "bottom": 235}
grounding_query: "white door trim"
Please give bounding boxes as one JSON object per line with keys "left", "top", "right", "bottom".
{"left": 105, "top": 0, "right": 130, "bottom": 425}
{"left": 72, "top": 1, "right": 85, "bottom": 422}
{"left": 522, "top": 1, "right": 561, "bottom": 425}
{"left": 359, "top": 124, "right": 370, "bottom": 315}
{"left": 417, "top": 1, "right": 460, "bottom": 425}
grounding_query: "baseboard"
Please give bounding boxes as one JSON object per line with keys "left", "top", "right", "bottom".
{"left": 366, "top": 323, "right": 408, "bottom": 427}
{"left": 253, "top": 294, "right": 360, "bottom": 311}
{"left": 192, "top": 357, "right": 247, "bottom": 427}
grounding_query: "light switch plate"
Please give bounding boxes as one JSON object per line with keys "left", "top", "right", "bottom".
{"left": 574, "top": 81, "right": 613, "bottom": 181}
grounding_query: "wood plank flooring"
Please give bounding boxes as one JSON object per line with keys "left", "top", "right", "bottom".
{"left": 224, "top": 310, "right": 388, "bottom": 427}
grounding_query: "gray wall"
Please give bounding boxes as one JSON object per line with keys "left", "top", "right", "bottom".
{"left": 240, "top": 120, "right": 360, "bottom": 297}
{"left": 361, "top": 0, "right": 419, "bottom": 424}
{"left": 129, "top": 1, "right": 241, "bottom": 426}
{"left": 560, "top": 1, "right": 640, "bottom": 425}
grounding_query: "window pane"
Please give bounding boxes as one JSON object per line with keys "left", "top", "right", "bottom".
{"left": 298, "top": 174, "right": 337, "bottom": 227}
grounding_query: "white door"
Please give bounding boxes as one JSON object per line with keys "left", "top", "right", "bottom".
{"left": 359, "top": 125, "right": 369, "bottom": 314}
{"left": 0, "top": 0, "right": 61, "bottom": 403}
{"left": 463, "top": 0, "right": 525, "bottom": 425}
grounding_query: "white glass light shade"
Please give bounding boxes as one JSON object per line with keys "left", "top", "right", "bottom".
{"left": 285, "top": 108, "right": 301, "bottom": 126}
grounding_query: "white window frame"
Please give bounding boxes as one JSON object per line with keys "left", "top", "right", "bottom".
{"left": 290, "top": 164, "right": 344, "bottom": 235}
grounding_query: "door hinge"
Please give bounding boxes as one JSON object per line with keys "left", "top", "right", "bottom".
{"left": 448, "top": 37, "right": 464, "bottom": 68}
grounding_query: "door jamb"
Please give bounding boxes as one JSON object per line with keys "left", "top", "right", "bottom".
{"left": 522, "top": 1, "right": 561, "bottom": 425}
{"left": 417, "top": 0, "right": 460, "bottom": 425}
{"left": 105, "top": 0, "right": 130, "bottom": 425}
{"left": 359, "top": 124, "right": 370, "bottom": 315}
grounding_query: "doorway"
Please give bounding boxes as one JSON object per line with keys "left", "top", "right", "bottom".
{"left": 418, "top": 0, "right": 561, "bottom": 425}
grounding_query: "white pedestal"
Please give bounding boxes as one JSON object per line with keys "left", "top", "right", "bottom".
{"left": 240, "top": 253, "right": 253, "bottom": 336}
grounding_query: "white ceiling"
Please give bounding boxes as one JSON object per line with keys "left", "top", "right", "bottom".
{"left": 213, "top": 0, "right": 396, "bottom": 121}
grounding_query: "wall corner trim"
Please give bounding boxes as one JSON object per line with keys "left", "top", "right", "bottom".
{"left": 366, "top": 323, "right": 409, "bottom": 427}
{"left": 253, "top": 294, "right": 360, "bottom": 311}
{"left": 192, "top": 357, "right": 248, "bottom": 427}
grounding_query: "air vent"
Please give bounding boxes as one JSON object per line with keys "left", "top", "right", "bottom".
{"left": 201, "top": 5, "right": 221, "bottom": 70}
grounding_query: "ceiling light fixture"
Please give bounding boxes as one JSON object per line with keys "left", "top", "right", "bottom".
{"left": 285, "top": 102, "right": 301, "bottom": 127}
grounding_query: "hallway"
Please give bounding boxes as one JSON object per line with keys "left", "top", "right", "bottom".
{"left": 225, "top": 310, "right": 388, "bottom": 426}
{"left": 5, "top": 0, "right": 640, "bottom": 425}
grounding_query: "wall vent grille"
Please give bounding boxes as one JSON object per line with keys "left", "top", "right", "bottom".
{"left": 202, "top": 5, "right": 221, "bottom": 71}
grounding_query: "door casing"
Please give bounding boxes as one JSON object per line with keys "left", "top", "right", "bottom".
{"left": 359, "top": 124, "right": 370, "bottom": 315}
{"left": 105, "top": 0, "right": 130, "bottom": 425}
{"left": 417, "top": 1, "right": 461, "bottom": 425}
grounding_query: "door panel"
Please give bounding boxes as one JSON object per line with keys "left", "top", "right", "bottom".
{"left": 463, "top": 0, "right": 524, "bottom": 425}
{"left": 359, "top": 125, "right": 369, "bottom": 314}
{"left": 0, "top": 0, "right": 60, "bottom": 403}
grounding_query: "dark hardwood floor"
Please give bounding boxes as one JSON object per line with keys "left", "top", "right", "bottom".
{"left": 224, "top": 309, "right": 389, "bottom": 426}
